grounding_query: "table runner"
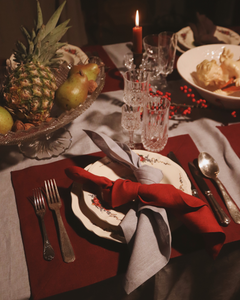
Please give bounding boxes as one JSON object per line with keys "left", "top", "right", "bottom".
{"left": 11, "top": 132, "right": 240, "bottom": 300}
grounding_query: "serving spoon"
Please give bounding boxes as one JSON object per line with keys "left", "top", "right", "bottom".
{"left": 198, "top": 152, "right": 240, "bottom": 224}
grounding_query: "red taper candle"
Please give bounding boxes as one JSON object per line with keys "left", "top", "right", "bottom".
{"left": 132, "top": 10, "right": 142, "bottom": 53}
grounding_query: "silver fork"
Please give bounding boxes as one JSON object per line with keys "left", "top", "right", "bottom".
{"left": 44, "top": 179, "right": 75, "bottom": 263}
{"left": 33, "top": 188, "right": 55, "bottom": 261}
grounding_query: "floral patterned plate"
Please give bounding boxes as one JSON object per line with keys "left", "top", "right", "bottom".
{"left": 57, "top": 44, "right": 88, "bottom": 65}
{"left": 177, "top": 26, "right": 240, "bottom": 52}
{"left": 8, "top": 44, "right": 88, "bottom": 69}
{"left": 71, "top": 179, "right": 125, "bottom": 243}
{"left": 71, "top": 150, "right": 191, "bottom": 243}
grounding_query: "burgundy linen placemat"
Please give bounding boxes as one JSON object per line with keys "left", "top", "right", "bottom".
{"left": 11, "top": 134, "right": 240, "bottom": 299}
{"left": 217, "top": 123, "right": 240, "bottom": 157}
{"left": 11, "top": 153, "right": 129, "bottom": 300}
{"left": 81, "top": 45, "right": 123, "bottom": 93}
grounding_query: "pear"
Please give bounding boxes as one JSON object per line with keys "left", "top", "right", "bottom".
{"left": 69, "top": 63, "right": 100, "bottom": 81}
{"left": 55, "top": 71, "right": 89, "bottom": 110}
{"left": 0, "top": 106, "right": 14, "bottom": 134}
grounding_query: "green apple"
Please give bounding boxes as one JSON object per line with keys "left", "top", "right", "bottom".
{"left": 0, "top": 106, "right": 14, "bottom": 134}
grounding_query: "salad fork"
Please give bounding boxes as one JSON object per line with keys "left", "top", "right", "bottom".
{"left": 44, "top": 179, "right": 75, "bottom": 263}
{"left": 33, "top": 188, "right": 55, "bottom": 261}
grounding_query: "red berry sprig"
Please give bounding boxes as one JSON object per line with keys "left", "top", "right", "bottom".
{"left": 149, "top": 84, "right": 209, "bottom": 119}
{"left": 149, "top": 84, "right": 238, "bottom": 119}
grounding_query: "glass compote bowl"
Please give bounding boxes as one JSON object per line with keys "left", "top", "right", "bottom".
{"left": 0, "top": 47, "right": 105, "bottom": 160}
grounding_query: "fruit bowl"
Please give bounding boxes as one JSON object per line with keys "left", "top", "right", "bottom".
{"left": 177, "top": 44, "right": 240, "bottom": 109}
{"left": 0, "top": 45, "right": 106, "bottom": 159}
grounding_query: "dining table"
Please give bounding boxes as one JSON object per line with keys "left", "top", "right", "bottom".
{"left": 1, "top": 37, "right": 240, "bottom": 300}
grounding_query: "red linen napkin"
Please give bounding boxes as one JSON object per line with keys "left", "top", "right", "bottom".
{"left": 81, "top": 45, "right": 123, "bottom": 93}
{"left": 65, "top": 166, "right": 225, "bottom": 259}
{"left": 217, "top": 123, "right": 240, "bottom": 157}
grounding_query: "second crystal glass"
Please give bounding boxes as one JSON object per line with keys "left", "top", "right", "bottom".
{"left": 121, "top": 104, "right": 141, "bottom": 149}
{"left": 122, "top": 69, "right": 149, "bottom": 148}
{"left": 123, "top": 69, "right": 150, "bottom": 106}
{"left": 142, "top": 34, "right": 160, "bottom": 80}
{"left": 141, "top": 95, "right": 170, "bottom": 152}
{"left": 158, "top": 31, "right": 177, "bottom": 88}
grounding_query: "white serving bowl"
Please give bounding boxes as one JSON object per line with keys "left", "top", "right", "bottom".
{"left": 177, "top": 44, "right": 240, "bottom": 109}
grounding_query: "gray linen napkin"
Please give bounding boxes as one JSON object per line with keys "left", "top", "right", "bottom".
{"left": 169, "top": 119, "right": 240, "bottom": 208}
{"left": 83, "top": 129, "right": 171, "bottom": 294}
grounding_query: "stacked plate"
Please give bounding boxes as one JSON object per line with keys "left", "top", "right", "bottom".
{"left": 176, "top": 26, "right": 240, "bottom": 53}
{"left": 71, "top": 150, "right": 192, "bottom": 243}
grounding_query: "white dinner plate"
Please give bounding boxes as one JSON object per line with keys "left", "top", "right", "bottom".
{"left": 71, "top": 150, "right": 192, "bottom": 243}
{"left": 177, "top": 26, "right": 240, "bottom": 52}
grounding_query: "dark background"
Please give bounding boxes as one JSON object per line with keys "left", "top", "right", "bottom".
{"left": 82, "top": 0, "right": 240, "bottom": 45}
{"left": 0, "top": 0, "right": 240, "bottom": 59}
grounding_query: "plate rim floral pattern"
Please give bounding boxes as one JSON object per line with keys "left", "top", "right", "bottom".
{"left": 57, "top": 44, "right": 88, "bottom": 65}
{"left": 9, "top": 44, "right": 88, "bottom": 69}
{"left": 82, "top": 150, "right": 192, "bottom": 227}
{"left": 177, "top": 26, "right": 240, "bottom": 52}
{"left": 71, "top": 181, "right": 125, "bottom": 243}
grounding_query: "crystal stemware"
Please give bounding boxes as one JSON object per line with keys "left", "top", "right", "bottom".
{"left": 158, "top": 31, "right": 177, "bottom": 88}
{"left": 141, "top": 95, "right": 170, "bottom": 152}
{"left": 142, "top": 34, "right": 160, "bottom": 82}
{"left": 123, "top": 69, "right": 150, "bottom": 106}
{"left": 121, "top": 104, "right": 141, "bottom": 149}
{"left": 123, "top": 53, "right": 135, "bottom": 70}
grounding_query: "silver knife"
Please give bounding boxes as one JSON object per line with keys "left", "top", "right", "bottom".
{"left": 188, "top": 161, "right": 231, "bottom": 227}
{"left": 167, "top": 151, "right": 200, "bottom": 198}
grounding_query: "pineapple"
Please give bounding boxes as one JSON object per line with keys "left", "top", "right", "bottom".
{"left": 2, "top": 0, "right": 70, "bottom": 125}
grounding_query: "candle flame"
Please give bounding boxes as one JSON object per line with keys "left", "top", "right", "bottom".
{"left": 135, "top": 10, "right": 139, "bottom": 27}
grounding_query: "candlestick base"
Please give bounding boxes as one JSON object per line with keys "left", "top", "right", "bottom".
{"left": 133, "top": 52, "right": 143, "bottom": 69}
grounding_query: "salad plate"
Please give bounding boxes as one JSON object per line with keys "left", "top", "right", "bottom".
{"left": 177, "top": 26, "right": 240, "bottom": 52}
{"left": 71, "top": 181, "right": 125, "bottom": 243}
{"left": 71, "top": 164, "right": 126, "bottom": 243}
{"left": 71, "top": 150, "right": 192, "bottom": 242}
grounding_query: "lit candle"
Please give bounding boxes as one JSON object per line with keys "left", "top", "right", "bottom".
{"left": 132, "top": 10, "right": 142, "bottom": 53}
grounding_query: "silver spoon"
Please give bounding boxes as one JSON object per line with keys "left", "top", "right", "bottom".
{"left": 198, "top": 152, "right": 240, "bottom": 224}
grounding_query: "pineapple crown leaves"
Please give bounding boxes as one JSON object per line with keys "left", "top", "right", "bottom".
{"left": 14, "top": 0, "right": 70, "bottom": 67}
{"left": 36, "top": 0, "right": 67, "bottom": 39}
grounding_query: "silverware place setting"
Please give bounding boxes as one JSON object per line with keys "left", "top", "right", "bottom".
{"left": 33, "top": 188, "right": 55, "bottom": 261}
{"left": 45, "top": 179, "right": 76, "bottom": 263}
{"left": 167, "top": 151, "right": 231, "bottom": 227}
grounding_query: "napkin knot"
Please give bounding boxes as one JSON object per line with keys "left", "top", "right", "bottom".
{"left": 133, "top": 164, "right": 163, "bottom": 184}
{"left": 66, "top": 165, "right": 225, "bottom": 260}
{"left": 83, "top": 129, "right": 163, "bottom": 184}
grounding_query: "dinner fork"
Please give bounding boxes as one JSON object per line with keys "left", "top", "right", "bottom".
{"left": 44, "top": 179, "right": 75, "bottom": 263}
{"left": 33, "top": 188, "right": 55, "bottom": 261}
